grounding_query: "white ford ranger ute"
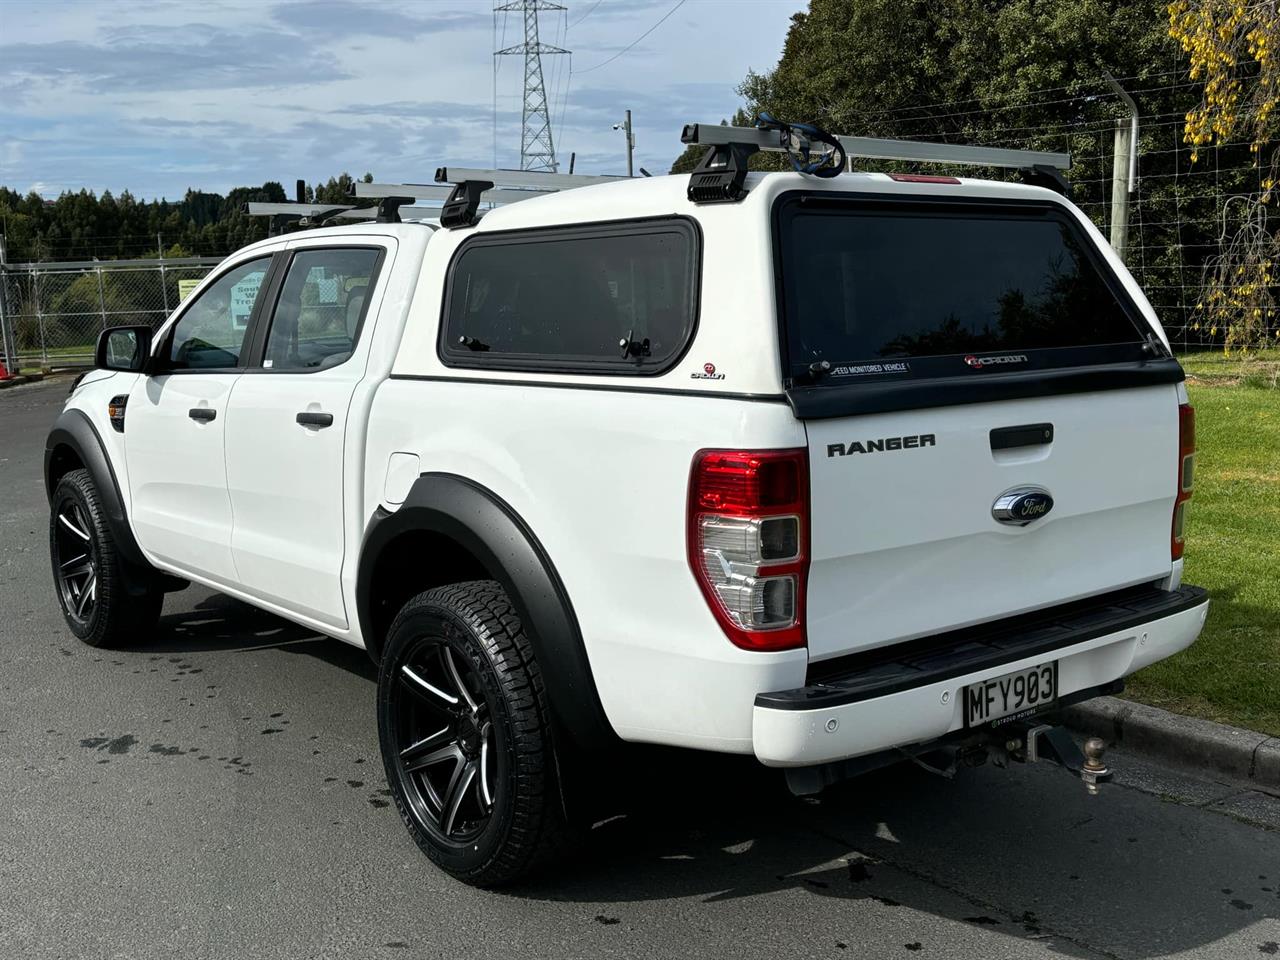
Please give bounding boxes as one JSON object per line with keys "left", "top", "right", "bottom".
{"left": 45, "top": 125, "right": 1209, "bottom": 886}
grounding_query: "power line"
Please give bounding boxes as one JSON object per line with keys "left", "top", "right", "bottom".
{"left": 868, "top": 66, "right": 1198, "bottom": 118}
{"left": 569, "top": 0, "right": 603, "bottom": 29}
{"left": 575, "top": 0, "right": 686, "bottom": 74}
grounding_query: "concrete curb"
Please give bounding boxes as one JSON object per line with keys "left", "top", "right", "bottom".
{"left": 0, "top": 373, "right": 43, "bottom": 389}
{"left": 1062, "top": 695, "right": 1280, "bottom": 789}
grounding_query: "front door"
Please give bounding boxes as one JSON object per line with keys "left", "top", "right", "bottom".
{"left": 223, "top": 242, "right": 389, "bottom": 628}
{"left": 125, "top": 255, "right": 274, "bottom": 585}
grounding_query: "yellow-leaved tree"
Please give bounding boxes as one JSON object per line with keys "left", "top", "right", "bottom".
{"left": 1170, "top": 0, "right": 1280, "bottom": 349}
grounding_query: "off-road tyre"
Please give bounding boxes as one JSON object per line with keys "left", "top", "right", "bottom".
{"left": 377, "top": 580, "right": 571, "bottom": 886}
{"left": 49, "top": 467, "right": 163, "bottom": 648}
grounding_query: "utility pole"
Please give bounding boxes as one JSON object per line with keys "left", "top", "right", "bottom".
{"left": 495, "top": 1, "right": 568, "bottom": 172}
{"left": 614, "top": 110, "right": 636, "bottom": 178}
{"left": 1105, "top": 71, "right": 1139, "bottom": 263}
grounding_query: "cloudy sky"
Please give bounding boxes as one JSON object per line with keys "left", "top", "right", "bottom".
{"left": 0, "top": 0, "right": 804, "bottom": 200}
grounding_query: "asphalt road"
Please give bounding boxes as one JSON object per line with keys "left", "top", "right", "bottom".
{"left": 2, "top": 377, "right": 1279, "bottom": 960}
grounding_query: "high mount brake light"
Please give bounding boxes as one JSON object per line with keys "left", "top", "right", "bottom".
{"left": 888, "top": 173, "right": 962, "bottom": 184}
{"left": 1172, "top": 403, "right": 1195, "bottom": 560}
{"left": 687, "top": 449, "right": 809, "bottom": 651}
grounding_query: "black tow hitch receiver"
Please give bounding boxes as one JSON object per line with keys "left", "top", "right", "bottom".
{"left": 1011, "top": 725, "right": 1112, "bottom": 795}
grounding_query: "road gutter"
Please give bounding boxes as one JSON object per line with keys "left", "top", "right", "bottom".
{"left": 1062, "top": 695, "right": 1280, "bottom": 790}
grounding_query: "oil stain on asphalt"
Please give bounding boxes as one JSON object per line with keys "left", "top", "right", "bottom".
{"left": 79, "top": 734, "right": 137, "bottom": 754}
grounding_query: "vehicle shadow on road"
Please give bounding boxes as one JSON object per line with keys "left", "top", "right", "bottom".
{"left": 518, "top": 749, "right": 1279, "bottom": 959}
{"left": 129, "top": 590, "right": 378, "bottom": 682}
{"left": 118, "top": 588, "right": 1280, "bottom": 958}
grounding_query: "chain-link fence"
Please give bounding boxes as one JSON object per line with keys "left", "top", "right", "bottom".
{"left": 0, "top": 256, "right": 222, "bottom": 372}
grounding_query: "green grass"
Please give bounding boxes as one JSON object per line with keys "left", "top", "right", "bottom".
{"left": 1178, "top": 347, "right": 1280, "bottom": 389}
{"left": 1123, "top": 360, "right": 1280, "bottom": 736}
{"left": 14, "top": 343, "right": 95, "bottom": 375}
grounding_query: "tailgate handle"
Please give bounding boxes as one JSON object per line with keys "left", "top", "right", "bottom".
{"left": 990, "top": 423, "right": 1053, "bottom": 450}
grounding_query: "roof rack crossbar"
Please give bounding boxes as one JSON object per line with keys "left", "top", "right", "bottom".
{"left": 244, "top": 200, "right": 441, "bottom": 229}
{"left": 245, "top": 201, "right": 369, "bottom": 219}
{"left": 434, "top": 167, "right": 626, "bottom": 191}
{"left": 352, "top": 182, "right": 552, "bottom": 205}
{"left": 681, "top": 123, "right": 1070, "bottom": 172}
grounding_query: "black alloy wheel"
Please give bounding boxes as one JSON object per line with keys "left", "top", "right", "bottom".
{"left": 52, "top": 495, "right": 98, "bottom": 627}
{"left": 48, "top": 468, "right": 162, "bottom": 647}
{"left": 388, "top": 635, "right": 500, "bottom": 843}
{"left": 378, "top": 581, "right": 570, "bottom": 886}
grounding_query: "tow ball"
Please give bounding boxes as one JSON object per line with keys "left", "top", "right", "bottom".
{"left": 1009, "top": 725, "right": 1113, "bottom": 795}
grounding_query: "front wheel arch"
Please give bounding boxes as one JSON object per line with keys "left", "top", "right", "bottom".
{"left": 45, "top": 409, "right": 156, "bottom": 596}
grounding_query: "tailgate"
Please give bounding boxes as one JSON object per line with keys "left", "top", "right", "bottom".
{"left": 803, "top": 386, "right": 1179, "bottom": 660}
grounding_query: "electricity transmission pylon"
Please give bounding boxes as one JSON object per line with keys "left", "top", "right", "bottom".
{"left": 495, "top": 0, "right": 567, "bottom": 172}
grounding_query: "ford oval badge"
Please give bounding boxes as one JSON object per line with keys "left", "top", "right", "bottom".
{"left": 992, "top": 487, "right": 1054, "bottom": 526}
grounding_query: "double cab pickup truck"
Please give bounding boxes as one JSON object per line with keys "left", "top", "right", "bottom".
{"left": 45, "top": 123, "right": 1208, "bottom": 885}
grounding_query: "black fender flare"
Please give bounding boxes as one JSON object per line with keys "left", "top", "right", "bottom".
{"left": 356, "top": 473, "right": 617, "bottom": 753}
{"left": 44, "top": 408, "right": 156, "bottom": 594}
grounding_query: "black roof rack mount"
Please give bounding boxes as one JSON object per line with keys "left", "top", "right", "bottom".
{"left": 438, "top": 181, "right": 494, "bottom": 229}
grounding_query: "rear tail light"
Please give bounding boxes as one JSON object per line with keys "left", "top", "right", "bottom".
{"left": 687, "top": 449, "right": 809, "bottom": 651}
{"left": 1172, "top": 403, "right": 1195, "bottom": 560}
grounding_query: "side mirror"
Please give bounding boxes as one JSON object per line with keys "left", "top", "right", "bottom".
{"left": 94, "top": 326, "right": 153, "bottom": 373}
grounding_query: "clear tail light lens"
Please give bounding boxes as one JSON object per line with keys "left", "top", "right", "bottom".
{"left": 1172, "top": 403, "right": 1195, "bottom": 560}
{"left": 688, "top": 449, "right": 809, "bottom": 651}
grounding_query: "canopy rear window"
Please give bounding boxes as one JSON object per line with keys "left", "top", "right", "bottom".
{"left": 774, "top": 195, "right": 1150, "bottom": 384}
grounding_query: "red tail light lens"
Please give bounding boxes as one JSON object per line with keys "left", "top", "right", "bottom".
{"left": 1172, "top": 403, "right": 1195, "bottom": 560}
{"left": 688, "top": 449, "right": 809, "bottom": 651}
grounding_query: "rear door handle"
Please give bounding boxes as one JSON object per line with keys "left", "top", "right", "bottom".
{"left": 296, "top": 411, "right": 334, "bottom": 428}
{"left": 990, "top": 423, "right": 1053, "bottom": 450}
{"left": 188, "top": 407, "right": 216, "bottom": 422}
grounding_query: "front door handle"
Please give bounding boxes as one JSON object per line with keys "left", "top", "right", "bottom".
{"left": 296, "top": 411, "right": 334, "bottom": 428}
{"left": 188, "top": 407, "right": 216, "bottom": 422}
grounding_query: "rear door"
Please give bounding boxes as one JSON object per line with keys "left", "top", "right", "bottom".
{"left": 774, "top": 192, "right": 1184, "bottom": 662}
{"left": 222, "top": 241, "right": 389, "bottom": 629}
{"left": 126, "top": 254, "right": 275, "bottom": 584}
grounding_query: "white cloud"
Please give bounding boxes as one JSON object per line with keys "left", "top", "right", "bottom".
{"left": 1, "top": 0, "right": 804, "bottom": 198}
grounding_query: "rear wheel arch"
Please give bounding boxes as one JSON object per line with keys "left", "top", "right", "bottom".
{"left": 356, "top": 473, "right": 616, "bottom": 753}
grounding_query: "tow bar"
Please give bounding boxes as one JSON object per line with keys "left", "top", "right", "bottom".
{"left": 1008, "top": 725, "right": 1112, "bottom": 795}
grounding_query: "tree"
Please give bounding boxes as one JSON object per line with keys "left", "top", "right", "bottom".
{"left": 0, "top": 176, "right": 355, "bottom": 263}
{"left": 1170, "top": 0, "right": 1280, "bottom": 349}
{"left": 672, "top": 0, "right": 1262, "bottom": 349}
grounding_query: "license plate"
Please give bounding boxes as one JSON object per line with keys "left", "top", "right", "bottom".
{"left": 963, "top": 661, "right": 1058, "bottom": 728}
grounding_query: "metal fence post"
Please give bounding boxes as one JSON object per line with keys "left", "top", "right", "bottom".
{"left": 158, "top": 233, "right": 170, "bottom": 315}
{"left": 96, "top": 265, "right": 108, "bottom": 337}
{"left": 33, "top": 267, "right": 48, "bottom": 369}
{"left": 0, "top": 235, "right": 17, "bottom": 374}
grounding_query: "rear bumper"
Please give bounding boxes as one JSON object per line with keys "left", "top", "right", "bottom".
{"left": 752, "top": 585, "right": 1209, "bottom": 767}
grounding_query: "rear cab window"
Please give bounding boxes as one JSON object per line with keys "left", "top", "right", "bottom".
{"left": 259, "top": 246, "right": 383, "bottom": 372}
{"left": 439, "top": 217, "right": 699, "bottom": 375}
{"left": 773, "top": 193, "right": 1155, "bottom": 388}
